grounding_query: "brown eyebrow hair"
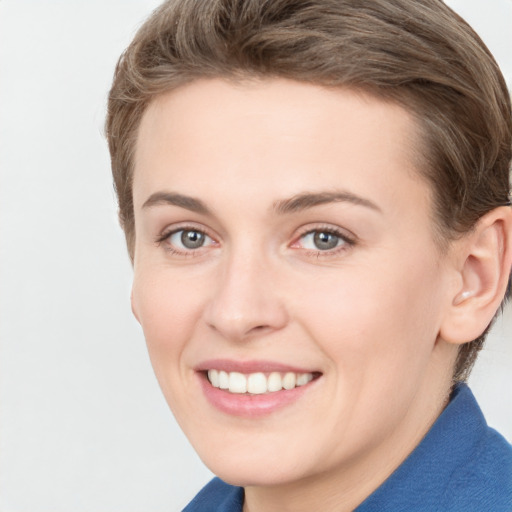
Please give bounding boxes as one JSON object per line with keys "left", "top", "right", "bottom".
{"left": 142, "top": 192, "right": 210, "bottom": 214}
{"left": 142, "top": 190, "right": 380, "bottom": 216}
{"left": 273, "top": 191, "right": 381, "bottom": 214}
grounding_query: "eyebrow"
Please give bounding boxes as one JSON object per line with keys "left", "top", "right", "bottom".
{"left": 273, "top": 191, "right": 381, "bottom": 215}
{"left": 142, "top": 192, "right": 210, "bottom": 214}
{"left": 141, "top": 190, "right": 381, "bottom": 216}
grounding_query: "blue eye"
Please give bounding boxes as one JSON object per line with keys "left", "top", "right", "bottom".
{"left": 168, "top": 229, "right": 213, "bottom": 250}
{"left": 299, "top": 230, "right": 347, "bottom": 251}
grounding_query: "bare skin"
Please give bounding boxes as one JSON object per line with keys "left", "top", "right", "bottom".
{"left": 130, "top": 78, "right": 512, "bottom": 512}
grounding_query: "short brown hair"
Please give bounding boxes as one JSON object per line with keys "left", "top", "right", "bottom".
{"left": 106, "top": 0, "right": 512, "bottom": 381}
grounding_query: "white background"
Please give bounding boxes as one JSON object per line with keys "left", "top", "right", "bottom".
{"left": 0, "top": 1, "right": 511, "bottom": 511}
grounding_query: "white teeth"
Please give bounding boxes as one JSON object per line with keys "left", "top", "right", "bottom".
{"left": 247, "top": 372, "right": 267, "bottom": 394}
{"left": 228, "top": 372, "right": 247, "bottom": 394}
{"left": 208, "top": 369, "right": 219, "bottom": 387}
{"left": 267, "top": 372, "right": 282, "bottom": 392}
{"left": 218, "top": 370, "right": 229, "bottom": 389}
{"left": 296, "top": 373, "right": 313, "bottom": 386}
{"left": 207, "top": 370, "right": 315, "bottom": 394}
{"left": 282, "top": 372, "right": 296, "bottom": 390}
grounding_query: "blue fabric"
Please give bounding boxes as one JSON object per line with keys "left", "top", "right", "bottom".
{"left": 182, "top": 477, "right": 243, "bottom": 512}
{"left": 182, "top": 384, "right": 512, "bottom": 511}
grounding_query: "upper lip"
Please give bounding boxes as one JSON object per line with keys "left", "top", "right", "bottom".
{"left": 195, "top": 358, "right": 319, "bottom": 374}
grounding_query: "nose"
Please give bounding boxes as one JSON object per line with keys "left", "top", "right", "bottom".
{"left": 203, "top": 250, "right": 289, "bottom": 341}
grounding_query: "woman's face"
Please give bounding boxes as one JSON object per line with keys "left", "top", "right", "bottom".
{"left": 131, "top": 79, "right": 457, "bottom": 490}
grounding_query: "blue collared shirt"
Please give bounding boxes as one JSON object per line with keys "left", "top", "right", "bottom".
{"left": 183, "top": 384, "right": 512, "bottom": 511}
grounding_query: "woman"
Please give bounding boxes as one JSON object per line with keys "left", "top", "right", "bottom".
{"left": 106, "top": 0, "right": 512, "bottom": 510}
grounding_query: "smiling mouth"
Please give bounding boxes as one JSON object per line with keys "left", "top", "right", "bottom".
{"left": 206, "top": 370, "right": 320, "bottom": 394}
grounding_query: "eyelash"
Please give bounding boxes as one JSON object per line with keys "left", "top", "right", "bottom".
{"left": 155, "top": 225, "right": 216, "bottom": 256}
{"left": 292, "top": 225, "right": 356, "bottom": 258}
{"left": 154, "top": 224, "right": 357, "bottom": 257}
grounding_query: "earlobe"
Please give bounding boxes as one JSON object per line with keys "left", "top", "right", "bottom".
{"left": 440, "top": 206, "right": 512, "bottom": 345}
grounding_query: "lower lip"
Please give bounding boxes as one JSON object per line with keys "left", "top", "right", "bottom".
{"left": 198, "top": 373, "right": 317, "bottom": 418}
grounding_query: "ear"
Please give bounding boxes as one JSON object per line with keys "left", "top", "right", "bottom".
{"left": 440, "top": 206, "right": 512, "bottom": 345}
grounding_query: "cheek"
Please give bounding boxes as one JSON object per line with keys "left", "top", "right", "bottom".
{"left": 132, "top": 269, "right": 204, "bottom": 367}
{"left": 293, "top": 251, "right": 444, "bottom": 379}
{"left": 287, "top": 255, "right": 445, "bottom": 453}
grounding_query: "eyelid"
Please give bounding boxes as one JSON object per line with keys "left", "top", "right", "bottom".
{"left": 290, "top": 224, "right": 357, "bottom": 254}
{"left": 155, "top": 222, "right": 219, "bottom": 253}
{"left": 154, "top": 222, "right": 356, "bottom": 257}
{"left": 156, "top": 221, "right": 213, "bottom": 240}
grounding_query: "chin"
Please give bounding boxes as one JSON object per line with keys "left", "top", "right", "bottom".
{"left": 192, "top": 431, "right": 320, "bottom": 488}
{"left": 208, "top": 460, "right": 305, "bottom": 488}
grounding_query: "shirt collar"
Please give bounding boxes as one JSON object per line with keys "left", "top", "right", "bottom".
{"left": 355, "top": 383, "right": 486, "bottom": 510}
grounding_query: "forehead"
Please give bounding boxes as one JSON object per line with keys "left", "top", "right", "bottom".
{"left": 133, "top": 78, "right": 429, "bottom": 222}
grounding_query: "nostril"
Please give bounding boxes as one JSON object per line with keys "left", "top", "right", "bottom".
{"left": 249, "top": 324, "right": 272, "bottom": 335}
